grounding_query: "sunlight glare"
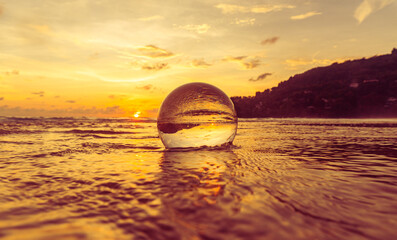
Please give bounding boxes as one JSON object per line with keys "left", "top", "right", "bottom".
{"left": 134, "top": 111, "right": 141, "bottom": 118}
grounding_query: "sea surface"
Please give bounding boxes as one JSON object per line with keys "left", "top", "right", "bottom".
{"left": 1, "top": 117, "right": 397, "bottom": 240}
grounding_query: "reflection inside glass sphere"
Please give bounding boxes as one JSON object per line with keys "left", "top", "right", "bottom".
{"left": 157, "top": 82, "right": 238, "bottom": 149}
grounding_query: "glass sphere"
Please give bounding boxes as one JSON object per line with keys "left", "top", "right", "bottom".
{"left": 157, "top": 82, "right": 238, "bottom": 149}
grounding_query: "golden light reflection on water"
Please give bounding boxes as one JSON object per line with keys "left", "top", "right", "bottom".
{"left": 161, "top": 150, "right": 231, "bottom": 201}
{"left": 154, "top": 149, "right": 240, "bottom": 238}
{"left": 1, "top": 118, "right": 397, "bottom": 239}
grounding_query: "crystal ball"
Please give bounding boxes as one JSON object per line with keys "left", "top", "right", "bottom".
{"left": 157, "top": 82, "right": 238, "bottom": 149}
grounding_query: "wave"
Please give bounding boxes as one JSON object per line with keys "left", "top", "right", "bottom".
{"left": 0, "top": 141, "right": 35, "bottom": 145}
{"left": 0, "top": 116, "right": 157, "bottom": 123}
{"left": 64, "top": 129, "right": 138, "bottom": 135}
{"left": 281, "top": 123, "right": 397, "bottom": 128}
{"left": 164, "top": 143, "right": 237, "bottom": 152}
{"left": 24, "top": 143, "right": 162, "bottom": 159}
{"left": 0, "top": 129, "right": 46, "bottom": 135}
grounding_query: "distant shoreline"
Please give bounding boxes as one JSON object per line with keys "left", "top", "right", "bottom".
{"left": 231, "top": 48, "right": 397, "bottom": 118}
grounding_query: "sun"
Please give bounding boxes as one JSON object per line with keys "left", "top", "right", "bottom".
{"left": 133, "top": 111, "right": 141, "bottom": 118}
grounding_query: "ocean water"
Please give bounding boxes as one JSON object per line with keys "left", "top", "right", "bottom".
{"left": 0, "top": 117, "right": 397, "bottom": 240}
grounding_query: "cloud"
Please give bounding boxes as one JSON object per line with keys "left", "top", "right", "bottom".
{"left": 141, "top": 62, "right": 169, "bottom": 71}
{"left": 4, "top": 70, "right": 19, "bottom": 76}
{"left": 138, "top": 15, "right": 164, "bottom": 21}
{"left": 233, "top": 18, "right": 256, "bottom": 26}
{"left": 216, "top": 4, "right": 247, "bottom": 14}
{"left": 284, "top": 57, "right": 351, "bottom": 69}
{"left": 129, "top": 59, "right": 147, "bottom": 69}
{"left": 89, "top": 52, "right": 100, "bottom": 60}
{"left": 191, "top": 59, "right": 212, "bottom": 68}
{"left": 137, "top": 45, "right": 174, "bottom": 58}
{"left": 108, "top": 94, "right": 127, "bottom": 99}
{"left": 0, "top": 105, "right": 126, "bottom": 117}
{"left": 0, "top": 97, "right": 4, "bottom": 101}
{"left": 285, "top": 58, "right": 330, "bottom": 68}
{"left": 224, "top": 56, "right": 247, "bottom": 61}
{"left": 216, "top": 4, "right": 295, "bottom": 14}
{"left": 249, "top": 73, "right": 272, "bottom": 82}
{"left": 242, "top": 59, "right": 261, "bottom": 69}
{"left": 223, "top": 56, "right": 261, "bottom": 69}
{"left": 28, "top": 24, "right": 52, "bottom": 35}
{"left": 66, "top": 100, "right": 76, "bottom": 103}
{"left": 251, "top": 5, "right": 295, "bottom": 13}
{"left": 290, "top": 11, "right": 322, "bottom": 20}
{"left": 145, "top": 108, "right": 159, "bottom": 117}
{"left": 177, "top": 24, "right": 211, "bottom": 34}
{"left": 32, "top": 91, "right": 45, "bottom": 97}
{"left": 136, "top": 84, "right": 154, "bottom": 91}
{"left": 261, "top": 37, "right": 279, "bottom": 45}
{"left": 355, "top": 0, "right": 395, "bottom": 23}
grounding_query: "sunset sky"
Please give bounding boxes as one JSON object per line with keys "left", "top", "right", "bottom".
{"left": 1, "top": 0, "right": 396, "bottom": 117}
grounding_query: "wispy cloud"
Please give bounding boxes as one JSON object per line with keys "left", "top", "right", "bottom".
{"left": 108, "top": 94, "right": 127, "bottom": 99}
{"left": 138, "top": 15, "right": 164, "bottom": 22}
{"left": 89, "top": 52, "right": 100, "bottom": 60}
{"left": 4, "top": 70, "right": 19, "bottom": 76}
{"left": 100, "top": 77, "right": 155, "bottom": 83}
{"left": 177, "top": 24, "right": 211, "bottom": 34}
{"left": 141, "top": 62, "right": 169, "bottom": 71}
{"left": 137, "top": 45, "right": 174, "bottom": 58}
{"left": 28, "top": 24, "right": 52, "bottom": 35}
{"left": 129, "top": 58, "right": 169, "bottom": 71}
{"left": 0, "top": 105, "right": 126, "bottom": 117}
{"left": 285, "top": 58, "right": 328, "bottom": 69}
{"left": 355, "top": 0, "right": 395, "bottom": 24}
{"left": 251, "top": 5, "right": 295, "bottom": 13}
{"left": 216, "top": 4, "right": 295, "bottom": 14}
{"left": 32, "top": 91, "right": 45, "bottom": 97}
{"left": 66, "top": 100, "right": 76, "bottom": 104}
{"left": 233, "top": 18, "right": 256, "bottom": 26}
{"left": 136, "top": 84, "right": 154, "bottom": 91}
{"left": 285, "top": 57, "right": 351, "bottom": 70}
{"left": 243, "top": 59, "right": 261, "bottom": 69}
{"left": 76, "top": 71, "right": 154, "bottom": 83}
{"left": 0, "top": 97, "right": 4, "bottom": 101}
{"left": 191, "top": 59, "right": 212, "bottom": 68}
{"left": 223, "top": 56, "right": 261, "bottom": 69}
{"left": 249, "top": 73, "right": 272, "bottom": 82}
{"left": 261, "top": 37, "right": 279, "bottom": 45}
{"left": 224, "top": 56, "right": 247, "bottom": 61}
{"left": 290, "top": 11, "right": 322, "bottom": 20}
{"left": 216, "top": 4, "right": 246, "bottom": 14}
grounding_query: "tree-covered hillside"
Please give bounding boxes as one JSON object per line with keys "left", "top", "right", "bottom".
{"left": 231, "top": 49, "right": 397, "bottom": 118}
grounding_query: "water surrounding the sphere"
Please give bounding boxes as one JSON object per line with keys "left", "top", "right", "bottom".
{"left": 157, "top": 82, "right": 237, "bottom": 149}
{"left": 1, "top": 117, "right": 397, "bottom": 239}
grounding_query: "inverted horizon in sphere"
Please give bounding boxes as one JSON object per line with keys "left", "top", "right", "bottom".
{"left": 157, "top": 82, "right": 238, "bottom": 149}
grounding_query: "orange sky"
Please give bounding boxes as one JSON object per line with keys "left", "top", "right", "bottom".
{"left": 0, "top": 0, "right": 396, "bottom": 117}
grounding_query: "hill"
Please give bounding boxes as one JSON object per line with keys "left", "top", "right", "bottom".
{"left": 231, "top": 49, "right": 397, "bottom": 118}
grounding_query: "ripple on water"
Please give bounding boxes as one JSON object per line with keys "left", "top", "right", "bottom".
{"left": 1, "top": 118, "right": 397, "bottom": 239}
